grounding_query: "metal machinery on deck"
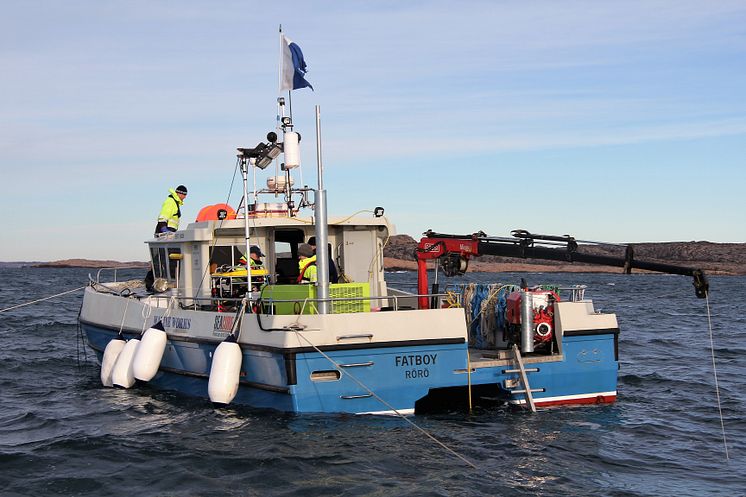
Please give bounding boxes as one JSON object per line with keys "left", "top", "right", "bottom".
{"left": 415, "top": 229, "right": 709, "bottom": 355}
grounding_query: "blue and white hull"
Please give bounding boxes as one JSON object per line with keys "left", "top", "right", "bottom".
{"left": 81, "top": 287, "right": 618, "bottom": 414}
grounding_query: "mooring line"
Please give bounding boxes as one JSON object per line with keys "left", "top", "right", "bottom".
{"left": 0, "top": 286, "right": 87, "bottom": 313}
{"left": 291, "top": 329, "right": 477, "bottom": 469}
{"left": 76, "top": 302, "right": 87, "bottom": 365}
{"left": 119, "top": 298, "right": 131, "bottom": 335}
{"left": 704, "top": 292, "right": 729, "bottom": 461}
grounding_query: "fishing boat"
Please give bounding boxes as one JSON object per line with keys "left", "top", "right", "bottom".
{"left": 78, "top": 94, "right": 709, "bottom": 415}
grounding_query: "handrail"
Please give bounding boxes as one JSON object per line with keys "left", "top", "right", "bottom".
{"left": 88, "top": 269, "right": 455, "bottom": 313}
{"left": 392, "top": 283, "right": 589, "bottom": 303}
{"left": 99, "top": 285, "right": 452, "bottom": 315}
{"left": 93, "top": 273, "right": 589, "bottom": 314}
{"left": 555, "top": 285, "right": 587, "bottom": 302}
{"left": 91, "top": 266, "right": 148, "bottom": 284}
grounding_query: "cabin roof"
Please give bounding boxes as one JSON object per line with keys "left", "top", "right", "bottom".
{"left": 146, "top": 214, "right": 394, "bottom": 244}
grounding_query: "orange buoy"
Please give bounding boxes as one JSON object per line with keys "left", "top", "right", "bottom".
{"left": 196, "top": 203, "right": 237, "bottom": 222}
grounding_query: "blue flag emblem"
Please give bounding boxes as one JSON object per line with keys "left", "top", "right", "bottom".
{"left": 280, "top": 35, "right": 313, "bottom": 92}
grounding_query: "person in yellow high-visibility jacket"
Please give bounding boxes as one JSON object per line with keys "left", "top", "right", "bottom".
{"left": 154, "top": 185, "right": 187, "bottom": 235}
{"left": 297, "top": 243, "right": 317, "bottom": 283}
{"left": 239, "top": 245, "right": 266, "bottom": 292}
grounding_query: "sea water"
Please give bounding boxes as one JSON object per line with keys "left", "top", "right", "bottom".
{"left": 0, "top": 267, "right": 744, "bottom": 496}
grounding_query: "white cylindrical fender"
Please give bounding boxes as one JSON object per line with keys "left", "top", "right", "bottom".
{"left": 283, "top": 131, "right": 300, "bottom": 169}
{"left": 111, "top": 338, "right": 140, "bottom": 389}
{"left": 208, "top": 339, "right": 243, "bottom": 405}
{"left": 100, "top": 337, "right": 126, "bottom": 387}
{"left": 133, "top": 321, "right": 168, "bottom": 381}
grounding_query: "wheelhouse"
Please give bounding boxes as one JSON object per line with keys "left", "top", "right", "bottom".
{"left": 146, "top": 214, "right": 392, "bottom": 309}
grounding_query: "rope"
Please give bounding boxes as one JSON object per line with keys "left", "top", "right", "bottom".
{"left": 232, "top": 299, "right": 248, "bottom": 341}
{"left": 444, "top": 290, "right": 461, "bottom": 308}
{"left": 704, "top": 292, "right": 729, "bottom": 461}
{"left": 495, "top": 286, "right": 516, "bottom": 330}
{"left": 291, "top": 329, "right": 476, "bottom": 469}
{"left": 480, "top": 284, "right": 501, "bottom": 348}
{"left": 287, "top": 209, "right": 376, "bottom": 226}
{"left": 141, "top": 295, "right": 177, "bottom": 334}
{"left": 0, "top": 286, "right": 86, "bottom": 313}
{"left": 269, "top": 209, "right": 376, "bottom": 229}
{"left": 194, "top": 158, "right": 241, "bottom": 300}
{"left": 165, "top": 296, "right": 177, "bottom": 318}
{"left": 368, "top": 230, "right": 390, "bottom": 283}
{"left": 462, "top": 284, "right": 475, "bottom": 344}
{"left": 460, "top": 283, "right": 517, "bottom": 348}
{"left": 119, "top": 298, "right": 131, "bottom": 336}
{"left": 140, "top": 298, "right": 154, "bottom": 333}
{"left": 466, "top": 348, "right": 473, "bottom": 414}
{"left": 76, "top": 300, "right": 87, "bottom": 365}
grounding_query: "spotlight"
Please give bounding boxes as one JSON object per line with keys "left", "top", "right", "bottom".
{"left": 255, "top": 143, "right": 282, "bottom": 169}
{"left": 238, "top": 136, "right": 283, "bottom": 170}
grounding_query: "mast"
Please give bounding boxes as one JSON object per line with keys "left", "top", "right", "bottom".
{"left": 314, "top": 105, "right": 330, "bottom": 314}
{"left": 277, "top": 25, "right": 283, "bottom": 97}
{"left": 240, "top": 157, "right": 253, "bottom": 295}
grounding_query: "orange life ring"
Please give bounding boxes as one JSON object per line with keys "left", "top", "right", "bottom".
{"left": 196, "top": 203, "right": 237, "bottom": 222}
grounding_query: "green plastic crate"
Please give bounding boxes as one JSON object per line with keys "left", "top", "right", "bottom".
{"left": 329, "top": 283, "right": 371, "bottom": 314}
{"left": 260, "top": 283, "right": 370, "bottom": 315}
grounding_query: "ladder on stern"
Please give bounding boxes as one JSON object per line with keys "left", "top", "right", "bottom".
{"left": 509, "top": 344, "right": 537, "bottom": 413}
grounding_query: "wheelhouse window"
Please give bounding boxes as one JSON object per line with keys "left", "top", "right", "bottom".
{"left": 151, "top": 246, "right": 182, "bottom": 280}
{"left": 274, "top": 229, "right": 305, "bottom": 284}
{"left": 151, "top": 247, "right": 168, "bottom": 279}
{"left": 167, "top": 248, "right": 182, "bottom": 280}
{"left": 209, "top": 246, "right": 248, "bottom": 272}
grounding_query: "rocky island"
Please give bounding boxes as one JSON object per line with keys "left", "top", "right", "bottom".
{"left": 383, "top": 234, "right": 746, "bottom": 275}
{"left": 6, "top": 235, "right": 744, "bottom": 275}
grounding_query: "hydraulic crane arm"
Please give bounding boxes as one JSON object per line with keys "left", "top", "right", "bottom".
{"left": 415, "top": 229, "right": 709, "bottom": 309}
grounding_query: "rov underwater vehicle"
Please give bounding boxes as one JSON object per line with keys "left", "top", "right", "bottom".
{"left": 79, "top": 101, "right": 709, "bottom": 414}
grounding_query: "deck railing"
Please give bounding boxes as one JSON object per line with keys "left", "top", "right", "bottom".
{"left": 89, "top": 272, "right": 589, "bottom": 314}
{"left": 91, "top": 266, "right": 148, "bottom": 284}
{"left": 134, "top": 291, "right": 451, "bottom": 314}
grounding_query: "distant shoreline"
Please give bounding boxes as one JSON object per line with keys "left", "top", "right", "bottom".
{"left": 2, "top": 234, "right": 744, "bottom": 275}
{"left": 1, "top": 257, "right": 741, "bottom": 276}
{"left": 0, "top": 260, "right": 149, "bottom": 269}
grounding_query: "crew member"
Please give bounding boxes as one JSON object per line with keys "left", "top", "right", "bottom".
{"left": 154, "top": 185, "right": 187, "bottom": 235}
{"left": 307, "top": 236, "right": 339, "bottom": 283}
{"left": 240, "top": 245, "right": 266, "bottom": 290}
{"left": 239, "top": 245, "right": 264, "bottom": 268}
{"left": 297, "top": 243, "right": 317, "bottom": 284}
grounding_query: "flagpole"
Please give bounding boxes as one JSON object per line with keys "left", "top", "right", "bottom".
{"left": 278, "top": 25, "right": 283, "bottom": 95}
{"left": 288, "top": 91, "right": 293, "bottom": 126}
{"left": 289, "top": 90, "right": 301, "bottom": 187}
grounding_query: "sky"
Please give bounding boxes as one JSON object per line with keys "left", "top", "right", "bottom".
{"left": 1, "top": 0, "right": 745, "bottom": 261}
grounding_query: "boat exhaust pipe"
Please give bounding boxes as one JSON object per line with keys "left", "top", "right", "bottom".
{"left": 314, "top": 105, "right": 331, "bottom": 314}
{"left": 520, "top": 289, "right": 534, "bottom": 354}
